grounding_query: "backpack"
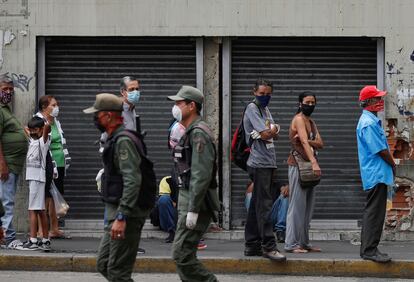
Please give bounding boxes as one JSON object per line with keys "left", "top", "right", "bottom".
{"left": 231, "top": 102, "right": 261, "bottom": 171}
{"left": 106, "top": 130, "right": 157, "bottom": 210}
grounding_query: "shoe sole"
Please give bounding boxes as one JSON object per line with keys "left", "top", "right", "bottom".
{"left": 362, "top": 256, "right": 391, "bottom": 263}
{"left": 16, "top": 247, "right": 39, "bottom": 251}
{"left": 263, "top": 254, "right": 287, "bottom": 261}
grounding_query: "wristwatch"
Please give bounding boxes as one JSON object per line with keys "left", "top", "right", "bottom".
{"left": 116, "top": 212, "right": 127, "bottom": 221}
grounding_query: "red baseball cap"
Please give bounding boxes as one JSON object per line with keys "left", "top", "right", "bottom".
{"left": 359, "top": 85, "right": 387, "bottom": 101}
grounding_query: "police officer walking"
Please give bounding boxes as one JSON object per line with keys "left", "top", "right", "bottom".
{"left": 169, "top": 86, "right": 220, "bottom": 282}
{"left": 84, "top": 93, "right": 151, "bottom": 281}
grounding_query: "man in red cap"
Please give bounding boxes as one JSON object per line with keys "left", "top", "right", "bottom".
{"left": 356, "top": 85, "right": 395, "bottom": 263}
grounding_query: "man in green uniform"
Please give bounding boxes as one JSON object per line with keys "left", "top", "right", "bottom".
{"left": 169, "top": 86, "right": 220, "bottom": 282}
{"left": 84, "top": 93, "right": 149, "bottom": 282}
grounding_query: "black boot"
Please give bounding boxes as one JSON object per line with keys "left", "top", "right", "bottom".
{"left": 165, "top": 230, "right": 175, "bottom": 243}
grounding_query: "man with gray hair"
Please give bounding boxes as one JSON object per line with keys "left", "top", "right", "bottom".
{"left": 119, "top": 76, "right": 141, "bottom": 131}
{"left": 0, "top": 75, "right": 28, "bottom": 249}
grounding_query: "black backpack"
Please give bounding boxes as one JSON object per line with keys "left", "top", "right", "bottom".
{"left": 112, "top": 130, "right": 157, "bottom": 210}
{"left": 231, "top": 102, "right": 261, "bottom": 171}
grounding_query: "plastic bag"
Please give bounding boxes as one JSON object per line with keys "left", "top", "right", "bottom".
{"left": 50, "top": 181, "right": 69, "bottom": 218}
{"left": 386, "top": 184, "right": 399, "bottom": 211}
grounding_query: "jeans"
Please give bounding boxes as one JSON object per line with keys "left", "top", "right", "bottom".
{"left": 246, "top": 192, "right": 288, "bottom": 233}
{"left": 271, "top": 194, "right": 289, "bottom": 232}
{"left": 158, "top": 195, "right": 177, "bottom": 233}
{"left": 0, "top": 173, "right": 18, "bottom": 244}
{"left": 244, "top": 167, "right": 277, "bottom": 252}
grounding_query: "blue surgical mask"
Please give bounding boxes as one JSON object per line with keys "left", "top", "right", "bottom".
{"left": 127, "top": 90, "right": 141, "bottom": 105}
{"left": 256, "top": 95, "right": 271, "bottom": 108}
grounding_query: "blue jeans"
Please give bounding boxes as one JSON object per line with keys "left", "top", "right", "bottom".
{"left": 0, "top": 173, "right": 18, "bottom": 244}
{"left": 158, "top": 195, "right": 177, "bottom": 233}
{"left": 271, "top": 194, "right": 289, "bottom": 232}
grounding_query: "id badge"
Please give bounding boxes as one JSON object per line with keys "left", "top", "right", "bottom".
{"left": 174, "top": 152, "right": 182, "bottom": 158}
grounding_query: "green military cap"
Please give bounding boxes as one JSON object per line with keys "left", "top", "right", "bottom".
{"left": 168, "top": 85, "right": 204, "bottom": 105}
{"left": 83, "top": 93, "right": 123, "bottom": 114}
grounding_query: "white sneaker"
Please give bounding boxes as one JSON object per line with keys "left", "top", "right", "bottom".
{"left": 38, "top": 239, "right": 51, "bottom": 252}
{"left": 16, "top": 240, "right": 39, "bottom": 251}
{"left": 7, "top": 239, "right": 23, "bottom": 250}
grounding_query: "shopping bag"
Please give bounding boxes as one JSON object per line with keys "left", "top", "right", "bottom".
{"left": 50, "top": 181, "right": 69, "bottom": 218}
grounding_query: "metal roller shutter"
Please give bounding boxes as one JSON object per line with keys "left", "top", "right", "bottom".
{"left": 44, "top": 37, "right": 196, "bottom": 219}
{"left": 230, "top": 37, "right": 377, "bottom": 227}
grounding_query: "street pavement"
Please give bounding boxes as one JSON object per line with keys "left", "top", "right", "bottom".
{"left": 0, "top": 272, "right": 413, "bottom": 282}
{"left": 1, "top": 237, "right": 414, "bottom": 279}
{"left": 17, "top": 237, "right": 414, "bottom": 261}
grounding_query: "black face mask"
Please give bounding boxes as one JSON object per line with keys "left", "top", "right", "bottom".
{"left": 94, "top": 115, "right": 106, "bottom": 133}
{"left": 301, "top": 104, "right": 315, "bottom": 116}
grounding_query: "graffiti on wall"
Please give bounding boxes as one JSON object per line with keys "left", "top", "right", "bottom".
{"left": 0, "top": 0, "right": 30, "bottom": 18}
{"left": 1, "top": 72, "right": 33, "bottom": 92}
{"left": 397, "top": 88, "right": 414, "bottom": 117}
{"left": 386, "top": 47, "right": 414, "bottom": 118}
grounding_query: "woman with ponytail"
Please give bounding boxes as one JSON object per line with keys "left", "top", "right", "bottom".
{"left": 284, "top": 91, "right": 324, "bottom": 253}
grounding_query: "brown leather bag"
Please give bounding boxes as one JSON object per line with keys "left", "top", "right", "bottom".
{"left": 291, "top": 150, "right": 320, "bottom": 189}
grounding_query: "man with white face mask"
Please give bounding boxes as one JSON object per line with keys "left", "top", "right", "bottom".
{"left": 169, "top": 86, "right": 220, "bottom": 282}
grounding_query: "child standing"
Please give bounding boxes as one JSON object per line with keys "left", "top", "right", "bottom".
{"left": 17, "top": 117, "right": 51, "bottom": 251}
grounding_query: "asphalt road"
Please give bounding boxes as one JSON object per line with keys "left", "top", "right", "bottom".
{"left": 0, "top": 272, "right": 412, "bottom": 282}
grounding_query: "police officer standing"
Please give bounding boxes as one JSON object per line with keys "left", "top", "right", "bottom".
{"left": 84, "top": 93, "right": 150, "bottom": 281}
{"left": 169, "top": 86, "right": 220, "bottom": 282}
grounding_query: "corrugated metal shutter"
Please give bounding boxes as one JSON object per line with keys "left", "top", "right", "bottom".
{"left": 230, "top": 37, "right": 377, "bottom": 227}
{"left": 45, "top": 37, "right": 196, "bottom": 219}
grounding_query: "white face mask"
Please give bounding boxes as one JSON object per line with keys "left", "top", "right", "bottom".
{"left": 172, "top": 105, "right": 182, "bottom": 122}
{"left": 51, "top": 106, "right": 59, "bottom": 117}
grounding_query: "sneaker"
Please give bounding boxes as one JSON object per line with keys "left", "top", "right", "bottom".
{"left": 38, "top": 240, "right": 51, "bottom": 252}
{"left": 137, "top": 247, "right": 145, "bottom": 254}
{"left": 16, "top": 240, "right": 38, "bottom": 251}
{"left": 262, "top": 250, "right": 287, "bottom": 261}
{"left": 197, "top": 240, "right": 208, "bottom": 250}
{"left": 7, "top": 239, "right": 23, "bottom": 250}
{"left": 361, "top": 252, "right": 391, "bottom": 263}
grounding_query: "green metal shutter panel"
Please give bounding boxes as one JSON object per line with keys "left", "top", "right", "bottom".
{"left": 45, "top": 37, "right": 196, "bottom": 219}
{"left": 230, "top": 37, "right": 377, "bottom": 227}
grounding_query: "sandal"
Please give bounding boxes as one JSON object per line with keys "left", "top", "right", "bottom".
{"left": 49, "top": 230, "right": 71, "bottom": 239}
{"left": 285, "top": 247, "right": 308, "bottom": 253}
{"left": 305, "top": 246, "right": 322, "bottom": 252}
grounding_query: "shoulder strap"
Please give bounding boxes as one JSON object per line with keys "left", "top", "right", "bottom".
{"left": 185, "top": 123, "right": 216, "bottom": 155}
{"left": 115, "top": 130, "right": 146, "bottom": 157}
{"left": 243, "top": 101, "right": 263, "bottom": 118}
{"left": 309, "top": 119, "right": 317, "bottom": 138}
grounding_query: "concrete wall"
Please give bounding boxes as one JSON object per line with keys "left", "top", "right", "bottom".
{"left": 1, "top": 0, "right": 414, "bottom": 232}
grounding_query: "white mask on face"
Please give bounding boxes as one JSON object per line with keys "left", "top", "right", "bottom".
{"left": 172, "top": 105, "right": 182, "bottom": 122}
{"left": 51, "top": 106, "right": 59, "bottom": 117}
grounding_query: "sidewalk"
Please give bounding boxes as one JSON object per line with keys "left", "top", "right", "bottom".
{"left": 1, "top": 237, "right": 414, "bottom": 278}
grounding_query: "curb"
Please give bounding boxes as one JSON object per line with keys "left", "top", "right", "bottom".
{"left": 1, "top": 254, "right": 414, "bottom": 279}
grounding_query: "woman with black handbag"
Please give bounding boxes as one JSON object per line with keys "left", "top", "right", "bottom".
{"left": 284, "top": 92, "right": 324, "bottom": 253}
